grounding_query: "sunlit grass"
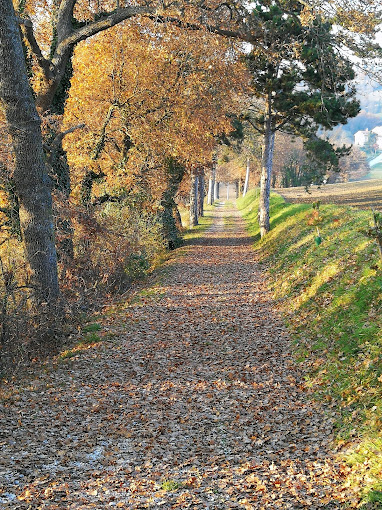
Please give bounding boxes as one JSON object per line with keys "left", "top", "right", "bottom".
{"left": 160, "top": 479, "right": 184, "bottom": 492}
{"left": 182, "top": 202, "right": 215, "bottom": 242}
{"left": 238, "top": 188, "right": 382, "bottom": 504}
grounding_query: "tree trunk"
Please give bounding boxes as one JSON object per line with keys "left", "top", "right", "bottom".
{"left": 80, "top": 170, "right": 106, "bottom": 206}
{"left": 46, "top": 139, "right": 74, "bottom": 261}
{"left": 189, "top": 171, "right": 198, "bottom": 227}
{"left": 214, "top": 181, "right": 219, "bottom": 200}
{"left": 207, "top": 177, "right": 214, "bottom": 205}
{"left": 43, "top": 50, "right": 76, "bottom": 261}
{"left": 198, "top": 171, "right": 204, "bottom": 217}
{"left": 235, "top": 180, "right": 239, "bottom": 199}
{"left": 258, "top": 97, "right": 275, "bottom": 238}
{"left": 159, "top": 158, "right": 185, "bottom": 249}
{"left": 243, "top": 157, "right": 250, "bottom": 197}
{"left": 0, "top": 0, "right": 59, "bottom": 302}
{"left": 209, "top": 153, "right": 217, "bottom": 205}
{"left": 173, "top": 205, "right": 183, "bottom": 230}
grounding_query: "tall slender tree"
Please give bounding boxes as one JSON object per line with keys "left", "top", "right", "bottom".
{"left": 0, "top": 0, "right": 59, "bottom": 302}
{"left": 245, "top": 1, "right": 360, "bottom": 237}
{"left": 190, "top": 170, "right": 199, "bottom": 227}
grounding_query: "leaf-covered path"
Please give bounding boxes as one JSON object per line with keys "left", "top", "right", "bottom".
{"left": 0, "top": 204, "right": 355, "bottom": 509}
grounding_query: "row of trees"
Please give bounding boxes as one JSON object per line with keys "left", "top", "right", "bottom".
{"left": 0, "top": 0, "right": 380, "bottom": 310}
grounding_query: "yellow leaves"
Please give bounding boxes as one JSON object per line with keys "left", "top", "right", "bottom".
{"left": 299, "top": 6, "right": 315, "bottom": 27}
{"left": 336, "top": 8, "right": 380, "bottom": 34}
{"left": 63, "top": 19, "right": 247, "bottom": 196}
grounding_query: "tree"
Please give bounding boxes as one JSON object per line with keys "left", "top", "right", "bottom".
{"left": 63, "top": 22, "right": 247, "bottom": 236}
{"left": 18, "top": 0, "right": 256, "bottom": 115}
{"left": 244, "top": 1, "right": 360, "bottom": 237}
{"left": 0, "top": 0, "right": 59, "bottom": 303}
{"left": 338, "top": 146, "right": 369, "bottom": 181}
{"left": 9, "top": 0, "right": 252, "bottom": 268}
{"left": 215, "top": 117, "right": 262, "bottom": 196}
{"left": 189, "top": 170, "right": 199, "bottom": 227}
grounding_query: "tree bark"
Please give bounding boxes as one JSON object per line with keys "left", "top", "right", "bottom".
{"left": 207, "top": 177, "right": 214, "bottom": 206}
{"left": 208, "top": 155, "right": 217, "bottom": 205}
{"left": 0, "top": 0, "right": 59, "bottom": 302}
{"left": 214, "top": 181, "right": 219, "bottom": 201}
{"left": 173, "top": 205, "right": 183, "bottom": 230}
{"left": 80, "top": 170, "right": 106, "bottom": 206}
{"left": 243, "top": 157, "right": 250, "bottom": 197}
{"left": 235, "top": 180, "right": 239, "bottom": 199}
{"left": 159, "top": 158, "right": 185, "bottom": 249}
{"left": 197, "top": 170, "right": 205, "bottom": 217}
{"left": 189, "top": 171, "right": 198, "bottom": 227}
{"left": 239, "top": 176, "right": 244, "bottom": 195}
{"left": 258, "top": 96, "right": 275, "bottom": 238}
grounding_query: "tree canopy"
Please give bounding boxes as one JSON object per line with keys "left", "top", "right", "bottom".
{"left": 0, "top": 0, "right": 380, "bottom": 308}
{"left": 243, "top": 0, "right": 360, "bottom": 236}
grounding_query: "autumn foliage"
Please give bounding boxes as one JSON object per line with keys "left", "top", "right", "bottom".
{"left": 0, "top": 8, "right": 249, "bottom": 371}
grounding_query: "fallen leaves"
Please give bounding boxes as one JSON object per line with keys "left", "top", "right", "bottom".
{"left": 0, "top": 205, "right": 358, "bottom": 508}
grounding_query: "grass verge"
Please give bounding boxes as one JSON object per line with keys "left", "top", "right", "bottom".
{"left": 237, "top": 189, "right": 382, "bottom": 506}
{"left": 181, "top": 203, "right": 215, "bottom": 242}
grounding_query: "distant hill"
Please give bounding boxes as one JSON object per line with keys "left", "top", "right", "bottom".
{"left": 328, "top": 76, "right": 382, "bottom": 145}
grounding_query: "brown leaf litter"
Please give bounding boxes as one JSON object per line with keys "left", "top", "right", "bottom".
{"left": 0, "top": 204, "right": 358, "bottom": 508}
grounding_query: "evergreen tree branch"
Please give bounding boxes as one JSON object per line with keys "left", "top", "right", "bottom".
{"left": 242, "top": 116, "right": 264, "bottom": 135}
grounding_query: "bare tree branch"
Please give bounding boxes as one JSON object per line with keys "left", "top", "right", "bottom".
{"left": 148, "top": 14, "right": 260, "bottom": 44}
{"left": 18, "top": 17, "right": 53, "bottom": 80}
{"left": 47, "top": 123, "right": 85, "bottom": 152}
{"left": 52, "top": 6, "right": 152, "bottom": 66}
{"left": 56, "top": 0, "right": 77, "bottom": 42}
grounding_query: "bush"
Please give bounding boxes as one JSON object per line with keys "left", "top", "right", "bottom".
{"left": 124, "top": 252, "right": 150, "bottom": 280}
{"left": 71, "top": 200, "right": 166, "bottom": 295}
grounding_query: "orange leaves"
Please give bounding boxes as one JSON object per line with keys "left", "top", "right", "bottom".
{"left": 0, "top": 206, "right": 359, "bottom": 508}
{"left": 63, "top": 20, "right": 248, "bottom": 199}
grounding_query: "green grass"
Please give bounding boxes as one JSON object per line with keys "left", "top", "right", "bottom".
{"left": 237, "top": 189, "right": 382, "bottom": 504}
{"left": 80, "top": 332, "right": 102, "bottom": 345}
{"left": 83, "top": 323, "right": 102, "bottom": 333}
{"left": 130, "top": 286, "right": 166, "bottom": 305}
{"left": 160, "top": 480, "right": 184, "bottom": 492}
{"left": 183, "top": 203, "right": 215, "bottom": 242}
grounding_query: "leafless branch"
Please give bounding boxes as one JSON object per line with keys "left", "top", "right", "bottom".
{"left": 18, "top": 17, "right": 53, "bottom": 80}
{"left": 53, "top": 6, "right": 152, "bottom": 65}
{"left": 46, "top": 124, "right": 85, "bottom": 153}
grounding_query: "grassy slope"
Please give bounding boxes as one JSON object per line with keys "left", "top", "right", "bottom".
{"left": 237, "top": 190, "right": 382, "bottom": 506}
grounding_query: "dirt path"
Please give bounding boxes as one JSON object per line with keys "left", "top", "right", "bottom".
{"left": 0, "top": 204, "right": 355, "bottom": 509}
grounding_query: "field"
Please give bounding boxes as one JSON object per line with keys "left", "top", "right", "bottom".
{"left": 277, "top": 179, "right": 382, "bottom": 210}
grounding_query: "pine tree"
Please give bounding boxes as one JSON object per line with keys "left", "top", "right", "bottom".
{"left": 244, "top": 1, "right": 360, "bottom": 237}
